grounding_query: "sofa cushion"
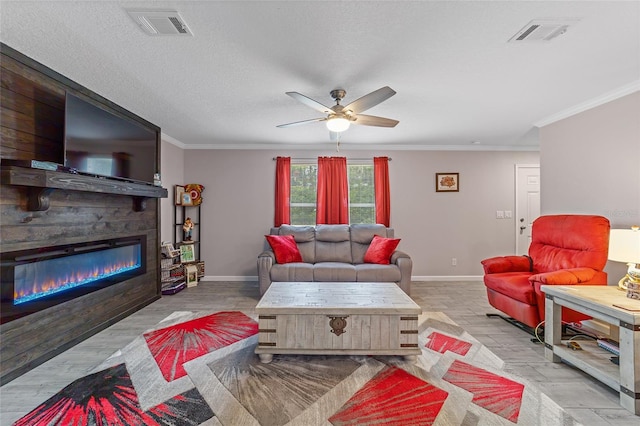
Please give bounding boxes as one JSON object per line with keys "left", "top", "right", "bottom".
{"left": 355, "top": 264, "right": 401, "bottom": 282}
{"left": 364, "top": 235, "right": 401, "bottom": 264}
{"left": 313, "top": 262, "right": 357, "bottom": 281}
{"left": 315, "top": 224, "right": 352, "bottom": 263}
{"left": 315, "top": 224, "right": 351, "bottom": 241}
{"left": 351, "top": 224, "right": 388, "bottom": 264}
{"left": 278, "top": 225, "right": 316, "bottom": 263}
{"left": 270, "top": 263, "right": 314, "bottom": 282}
{"left": 483, "top": 272, "right": 537, "bottom": 305}
{"left": 265, "top": 235, "right": 303, "bottom": 264}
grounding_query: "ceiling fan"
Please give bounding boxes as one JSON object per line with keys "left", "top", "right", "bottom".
{"left": 277, "top": 86, "right": 399, "bottom": 141}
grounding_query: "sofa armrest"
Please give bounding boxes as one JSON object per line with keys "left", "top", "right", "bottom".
{"left": 390, "top": 250, "right": 410, "bottom": 263}
{"left": 529, "top": 268, "right": 598, "bottom": 285}
{"left": 481, "top": 255, "right": 532, "bottom": 274}
{"left": 391, "top": 250, "right": 412, "bottom": 295}
{"left": 258, "top": 250, "right": 276, "bottom": 261}
{"left": 257, "top": 250, "right": 275, "bottom": 295}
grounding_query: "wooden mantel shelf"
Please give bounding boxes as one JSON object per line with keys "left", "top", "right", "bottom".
{"left": 1, "top": 166, "right": 168, "bottom": 211}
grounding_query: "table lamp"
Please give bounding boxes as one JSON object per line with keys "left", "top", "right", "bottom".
{"left": 608, "top": 226, "right": 640, "bottom": 298}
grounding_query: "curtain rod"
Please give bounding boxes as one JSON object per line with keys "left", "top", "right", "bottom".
{"left": 272, "top": 157, "right": 391, "bottom": 161}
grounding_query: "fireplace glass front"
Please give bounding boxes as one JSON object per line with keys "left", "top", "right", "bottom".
{"left": 1, "top": 236, "right": 146, "bottom": 323}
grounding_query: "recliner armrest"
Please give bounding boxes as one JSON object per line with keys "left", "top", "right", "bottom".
{"left": 529, "top": 268, "right": 597, "bottom": 285}
{"left": 481, "top": 255, "right": 532, "bottom": 274}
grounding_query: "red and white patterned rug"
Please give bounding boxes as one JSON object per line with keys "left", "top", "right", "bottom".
{"left": 14, "top": 311, "right": 581, "bottom": 425}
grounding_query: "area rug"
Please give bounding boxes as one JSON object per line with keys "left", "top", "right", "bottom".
{"left": 14, "top": 310, "right": 582, "bottom": 426}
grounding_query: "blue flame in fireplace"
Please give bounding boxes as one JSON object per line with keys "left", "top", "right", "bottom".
{"left": 13, "top": 244, "right": 141, "bottom": 305}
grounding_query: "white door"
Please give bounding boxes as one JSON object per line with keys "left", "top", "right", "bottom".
{"left": 515, "top": 165, "right": 540, "bottom": 254}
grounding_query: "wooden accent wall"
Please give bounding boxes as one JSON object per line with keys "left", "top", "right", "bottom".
{"left": 0, "top": 43, "right": 163, "bottom": 383}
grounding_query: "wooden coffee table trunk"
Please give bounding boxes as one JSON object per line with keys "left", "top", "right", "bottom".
{"left": 255, "top": 282, "right": 422, "bottom": 363}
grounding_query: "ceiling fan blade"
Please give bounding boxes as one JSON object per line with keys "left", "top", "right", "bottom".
{"left": 343, "top": 86, "right": 396, "bottom": 114}
{"left": 277, "top": 117, "right": 326, "bottom": 128}
{"left": 353, "top": 114, "right": 399, "bottom": 128}
{"left": 286, "top": 92, "right": 334, "bottom": 114}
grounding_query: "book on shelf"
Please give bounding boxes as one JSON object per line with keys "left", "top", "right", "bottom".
{"left": 161, "top": 281, "right": 186, "bottom": 295}
{"left": 161, "top": 243, "right": 181, "bottom": 258}
{"left": 596, "top": 338, "right": 619, "bottom": 356}
{"left": 161, "top": 276, "right": 185, "bottom": 286}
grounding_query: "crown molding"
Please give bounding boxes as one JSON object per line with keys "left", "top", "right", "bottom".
{"left": 535, "top": 80, "right": 640, "bottom": 128}
{"left": 174, "top": 142, "right": 539, "bottom": 152}
{"left": 161, "top": 132, "right": 187, "bottom": 149}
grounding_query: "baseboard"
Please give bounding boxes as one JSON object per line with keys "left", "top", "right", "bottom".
{"left": 577, "top": 319, "right": 618, "bottom": 340}
{"left": 200, "top": 276, "right": 258, "bottom": 282}
{"left": 199, "top": 275, "right": 483, "bottom": 282}
{"left": 411, "top": 275, "right": 483, "bottom": 282}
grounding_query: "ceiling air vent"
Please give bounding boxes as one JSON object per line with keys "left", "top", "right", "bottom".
{"left": 126, "top": 9, "right": 193, "bottom": 36}
{"left": 508, "top": 19, "right": 579, "bottom": 42}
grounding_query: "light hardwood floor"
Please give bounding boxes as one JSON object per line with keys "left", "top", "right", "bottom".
{"left": 1, "top": 280, "right": 638, "bottom": 425}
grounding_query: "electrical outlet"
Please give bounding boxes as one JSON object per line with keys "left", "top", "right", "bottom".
{"left": 505, "top": 210, "right": 513, "bottom": 218}
{"left": 496, "top": 210, "right": 504, "bottom": 219}
{"left": 451, "top": 258, "right": 457, "bottom": 266}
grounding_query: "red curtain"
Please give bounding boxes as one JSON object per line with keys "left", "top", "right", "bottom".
{"left": 316, "top": 156, "right": 349, "bottom": 224}
{"left": 374, "top": 156, "right": 391, "bottom": 227}
{"left": 274, "top": 156, "right": 290, "bottom": 227}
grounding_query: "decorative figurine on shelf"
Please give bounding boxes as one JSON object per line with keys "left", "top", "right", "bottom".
{"left": 183, "top": 217, "right": 194, "bottom": 241}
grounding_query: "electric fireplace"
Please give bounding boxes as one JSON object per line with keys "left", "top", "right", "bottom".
{"left": 1, "top": 236, "right": 146, "bottom": 323}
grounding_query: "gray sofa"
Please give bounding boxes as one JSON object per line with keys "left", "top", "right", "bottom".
{"left": 257, "top": 224, "right": 412, "bottom": 295}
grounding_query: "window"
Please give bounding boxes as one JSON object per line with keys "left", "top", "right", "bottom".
{"left": 289, "top": 162, "right": 375, "bottom": 225}
{"left": 290, "top": 163, "right": 317, "bottom": 225}
{"left": 348, "top": 164, "right": 375, "bottom": 224}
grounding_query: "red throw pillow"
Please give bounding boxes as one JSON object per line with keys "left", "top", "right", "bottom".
{"left": 364, "top": 235, "right": 401, "bottom": 264}
{"left": 265, "top": 235, "right": 303, "bottom": 264}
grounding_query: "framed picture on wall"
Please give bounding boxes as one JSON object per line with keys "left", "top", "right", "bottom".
{"left": 436, "top": 173, "right": 459, "bottom": 192}
{"left": 175, "top": 185, "right": 184, "bottom": 205}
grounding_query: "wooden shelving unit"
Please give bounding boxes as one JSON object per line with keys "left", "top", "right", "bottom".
{"left": 173, "top": 184, "right": 205, "bottom": 281}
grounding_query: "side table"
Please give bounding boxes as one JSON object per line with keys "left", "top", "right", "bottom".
{"left": 542, "top": 285, "right": 640, "bottom": 415}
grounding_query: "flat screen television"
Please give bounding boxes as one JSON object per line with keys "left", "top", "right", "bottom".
{"left": 64, "top": 92, "right": 158, "bottom": 184}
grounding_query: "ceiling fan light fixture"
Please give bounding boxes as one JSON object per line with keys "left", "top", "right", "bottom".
{"left": 326, "top": 116, "right": 350, "bottom": 132}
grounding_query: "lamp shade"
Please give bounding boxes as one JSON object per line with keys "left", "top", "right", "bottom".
{"left": 326, "top": 116, "right": 350, "bottom": 132}
{"left": 608, "top": 228, "right": 640, "bottom": 263}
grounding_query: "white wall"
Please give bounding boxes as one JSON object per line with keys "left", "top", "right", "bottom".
{"left": 162, "top": 148, "right": 538, "bottom": 279}
{"left": 539, "top": 91, "right": 640, "bottom": 283}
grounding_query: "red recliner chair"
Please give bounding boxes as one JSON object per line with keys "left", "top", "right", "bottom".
{"left": 481, "top": 215, "right": 610, "bottom": 330}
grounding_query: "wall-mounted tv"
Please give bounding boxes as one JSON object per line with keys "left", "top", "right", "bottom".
{"left": 64, "top": 92, "right": 158, "bottom": 185}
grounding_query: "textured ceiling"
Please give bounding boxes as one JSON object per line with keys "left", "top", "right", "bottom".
{"left": 1, "top": 1, "right": 638, "bottom": 150}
